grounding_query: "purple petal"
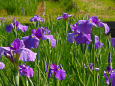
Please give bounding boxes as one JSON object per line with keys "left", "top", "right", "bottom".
{"left": 5, "top": 23, "right": 14, "bottom": 33}
{"left": 62, "top": 13, "right": 68, "bottom": 20}
{"left": 67, "top": 33, "right": 75, "bottom": 43}
{"left": 75, "top": 33, "right": 92, "bottom": 45}
{"left": 32, "top": 27, "right": 43, "bottom": 39}
{"left": 95, "top": 35, "right": 104, "bottom": 49}
{"left": 19, "top": 64, "right": 34, "bottom": 78}
{"left": 30, "top": 15, "right": 44, "bottom": 22}
{"left": 55, "top": 69, "right": 66, "bottom": 80}
{"left": 11, "top": 39, "right": 25, "bottom": 50}
{"left": 56, "top": 16, "right": 63, "bottom": 20}
{"left": 70, "top": 23, "right": 79, "bottom": 33}
{"left": 112, "top": 72, "right": 115, "bottom": 86}
{"left": 0, "top": 62, "right": 5, "bottom": 69}
{"left": 68, "top": 14, "right": 72, "bottom": 17}
{"left": 78, "top": 20, "right": 93, "bottom": 34}
{"left": 0, "top": 47, "right": 11, "bottom": 56}
{"left": 105, "top": 76, "right": 109, "bottom": 85}
{"left": 102, "top": 23, "right": 110, "bottom": 34}
{"left": 89, "top": 63, "right": 94, "bottom": 70}
{"left": 111, "top": 38, "right": 115, "bottom": 48}
{"left": 106, "top": 66, "right": 112, "bottom": 73}
{"left": 17, "top": 24, "right": 28, "bottom": 33}
{"left": 17, "top": 48, "right": 37, "bottom": 62}
{"left": 48, "top": 69, "right": 52, "bottom": 78}
{"left": 22, "top": 35, "right": 39, "bottom": 49}
{"left": 44, "top": 35, "right": 56, "bottom": 48}
{"left": 95, "top": 68, "right": 100, "bottom": 71}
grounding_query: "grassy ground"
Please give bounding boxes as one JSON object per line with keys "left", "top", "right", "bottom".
{"left": 75, "top": 0, "right": 115, "bottom": 21}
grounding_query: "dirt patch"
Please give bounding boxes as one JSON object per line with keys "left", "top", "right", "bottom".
{"left": 35, "top": 2, "right": 45, "bottom": 16}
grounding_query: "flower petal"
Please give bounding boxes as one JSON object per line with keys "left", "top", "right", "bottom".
{"left": 11, "top": 39, "right": 25, "bottom": 50}
{"left": 55, "top": 69, "right": 66, "bottom": 80}
{"left": 67, "top": 33, "right": 75, "bottom": 43}
{"left": 78, "top": 20, "right": 93, "bottom": 34}
{"left": 17, "top": 48, "right": 37, "bottom": 62}
{"left": 44, "top": 35, "right": 56, "bottom": 48}
{"left": 0, "top": 62, "right": 5, "bottom": 69}
{"left": 5, "top": 23, "right": 14, "bottom": 33}
{"left": 22, "top": 35, "right": 39, "bottom": 49}
{"left": 56, "top": 16, "right": 63, "bottom": 20}
{"left": 17, "top": 24, "right": 28, "bottom": 33}
{"left": 102, "top": 23, "right": 110, "bottom": 34}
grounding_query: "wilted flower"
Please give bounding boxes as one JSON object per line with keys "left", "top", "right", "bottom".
{"left": 48, "top": 63, "right": 66, "bottom": 80}
{"left": 19, "top": 64, "right": 34, "bottom": 78}
{"left": 22, "top": 27, "right": 56, "bottom": 49}
{"left": 57, "top": 13, "right": 72, "bottom": 20}
{"left": 30, "top": 15, "right": 44, "bottom": 22}
{"left": 5, "top": 18, "right": 28, "bottom": 33}
{"left": 0, "top": 62, "right": 5, "bottom": 69}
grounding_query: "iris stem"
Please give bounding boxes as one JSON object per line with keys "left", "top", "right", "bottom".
{"left": 14, "top": 67, "right": 19, "bottom": 86}
{"left": 65, "top": 20, "right": 68, "bottom": 34}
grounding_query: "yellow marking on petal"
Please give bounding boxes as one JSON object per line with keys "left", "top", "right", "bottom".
{"left": 32, "top": 36, "right": 35, "bottom": 38}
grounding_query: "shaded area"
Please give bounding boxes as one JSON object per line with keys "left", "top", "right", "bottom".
{"left": 106, "top": 21, "right": 115, "bottom": 37}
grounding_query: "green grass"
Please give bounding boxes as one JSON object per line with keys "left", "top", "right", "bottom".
{"left": 0, "top": 16, "right": 114, "bottom": 85}
{"left": 0, "top": 0, "right": 39, "bottom": 16}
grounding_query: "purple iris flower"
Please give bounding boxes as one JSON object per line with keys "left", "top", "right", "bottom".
{"left": 56, "top": 13, "right": 72, "bottom": 20}
{"left": 30, "top": 15, "right": 44, "bottom": 22}
{"left": 22, "top": 35, "right": 39, "bottom": 49}
{"left": 111, "top": 38, "right": 115, "bottom": 48}
{"left": 78, "top": 20, "right": 93, "bottom": 34}
{"left": 103, "top": 66, "right": 115, "bottom": 85}
{"left": 95, "top": 35, "right": 104, "bottom": 49}
{"left": 0, "top": 62, "right": 5, "bottom": 69}
{"left": 22, "top": 27, "right": 56, "bottom": 48}
{"left": 0, "top": 38, "right": 37, "bottom": 62}
{"left": 67, "top": 33, "right": 76, "bottom": 43}
{"left": 48, "top": 63, "right": 66, "bottom": 80}
{"left": 75, "top": 33, "right": 92, "bottom": 45}
{"left": 19, "top": 64, "right": 34, "bottom": 78}
{"left": 5, "top": 18, "right": 28, "bottom": 33}
{"left": 67, "top": 21, "right": 92, "bottom": 44}
{"left": 84, "top": 63, "right": 100, "bottom": 71}
{"left": 70, "top": 22, "right": 80, "bottom": 33}
{"left": 89, "top": 16, "right": 109, "bottom": 34}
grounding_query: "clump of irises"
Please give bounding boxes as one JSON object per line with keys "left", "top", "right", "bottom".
{"left": 22, "top": 27, "right": 56, "bottom": 48}
{"left": 0, "top": 38, "right": 36, "bottom": 85}
{"left": 67, "top": 16, "right": 109, "bottom": 49}
{"left": 6, "top": 18, "right": 28, "bottom": 33}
